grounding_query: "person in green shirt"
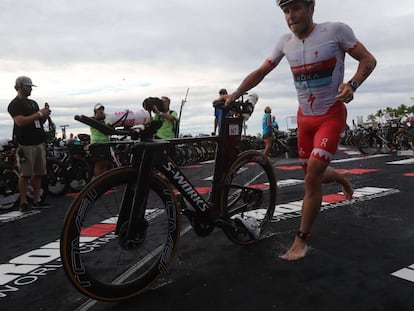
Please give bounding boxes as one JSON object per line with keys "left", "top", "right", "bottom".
{"left": 89, "top": 103, "right": 111, "bottom": 176}
{"left": 152, "top": 96, "right": 178, "bottom": 139}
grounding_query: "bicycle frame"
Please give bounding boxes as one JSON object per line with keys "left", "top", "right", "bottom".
{"left": 161, "top": 118, "right": 242, "bottom": 207}
{"left": 272, "top": 129, "right": 288, "bottom": 150}
{"left": 365, "top": 127, "right": 390, "bottom": 150}
{"left": 374, "top": 128, "right": 388, "bottom": 142}
{"left": 115, "top": 111, "right": 245, "bottom": 241}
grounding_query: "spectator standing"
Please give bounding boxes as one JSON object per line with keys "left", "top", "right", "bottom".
{"left": 408, "top": 112, "right": 414, "bottom": 125}
{"left": 90, "top": 103, "right": 112, "bottom": 177}
{"left": 262, "top": 106, "right": 273, "bottom": 157}
{"left": 153, "top": 97, "right": 178, "bottom": 139}
{"left": 271, "top": 115, "right": 279, "bottom": 131}
{"left": 7, "top": 76, "right": 52, "bottom": 211}
{"left": 212, "top": 88, "right": 228, "bottom": 135}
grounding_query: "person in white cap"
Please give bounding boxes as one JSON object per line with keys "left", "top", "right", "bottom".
{"left": 225, "top": 0, "right": 377, "bottom": 260}
{"left": 8, "top": 76, "right": 53, "bottom": 212}
{"left": 89, "top": 103, "right": 111, "bottom": 176}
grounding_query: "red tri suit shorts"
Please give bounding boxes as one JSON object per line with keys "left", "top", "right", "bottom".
{"left": 297, "top": 102, "right": 347, "bottom": 164}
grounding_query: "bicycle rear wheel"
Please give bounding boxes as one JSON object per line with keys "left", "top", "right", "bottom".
{"left": 359, "top": 133, "right": 383, "bottom": 155}
{"left": 0, "top": 167, "right": 19, "bottom": 210}
{"left": 269, "top": 140, "right": 283, "bottom": 157}
{"left": 68, "top": 158, "right": 92, "bottom": 191}
{"left": 60, "top": 167, "right": 181, "bottom": 301}
{"left": 45, "top": 158, "right": 67, "bottom": 196}
{"left": 221, "top": 151, "right": 277, "bottom": 244}
{"left": 394, "top": 131, "right": 414, "bottom": 150}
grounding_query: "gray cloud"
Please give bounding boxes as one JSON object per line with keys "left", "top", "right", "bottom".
{"left": 1, "top": 0, "right": 414, "bottom": 139}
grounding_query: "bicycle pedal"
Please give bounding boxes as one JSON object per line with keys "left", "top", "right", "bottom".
{"left": 233, "top": 216, "right": 261, "bottom": 240}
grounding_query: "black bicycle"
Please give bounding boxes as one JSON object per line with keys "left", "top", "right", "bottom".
{"left": 0, "top": 142, "right": 19, "bottom": 210}
{"left": 358, "top": 119, "right": 414, "bottom": 155}
{"left": 60, "top": 97, "right": 277, "bottom": 301}
{"left": 269, "top": 128, "right": 288, "bottom": 157}
{"left": 0, "top": 141, "right": 66, "bottom": 208}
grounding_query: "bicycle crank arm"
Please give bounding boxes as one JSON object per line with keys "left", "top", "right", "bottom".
{"left": 213, "top": 218, "right": 238, "bottom": 231}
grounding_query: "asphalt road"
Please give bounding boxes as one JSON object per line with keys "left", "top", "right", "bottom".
{"left": 1, "top": 146, "right": 414, "bottom": 311}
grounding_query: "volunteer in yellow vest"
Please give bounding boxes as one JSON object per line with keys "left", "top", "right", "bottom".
{"left": 90, "top": 103, "right": 111, "bottom": 176}
{"left": 152, "top": 96, "right": 177, "bottom": 139}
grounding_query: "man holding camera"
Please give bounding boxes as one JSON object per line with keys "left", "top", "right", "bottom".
{"left": 152, "top": 96, "right": 178, "bottom": 139}
{"left": 8, "top": 76, "right": 52, "bottom": 212}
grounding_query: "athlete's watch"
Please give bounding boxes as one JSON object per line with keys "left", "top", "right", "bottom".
{"left": 347, "top": 80, "right": 360, "bottom": 92}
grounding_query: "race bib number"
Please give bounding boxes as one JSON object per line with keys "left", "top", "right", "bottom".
{"left": 228, "top": 124, "right": 239, "bottom": 136}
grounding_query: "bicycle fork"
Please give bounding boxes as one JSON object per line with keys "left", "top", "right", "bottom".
{"left": 116, "top": 147, "right": 153, "bottom": 249}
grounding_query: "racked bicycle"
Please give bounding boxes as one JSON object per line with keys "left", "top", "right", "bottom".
{"left": 60, "top": 95, "right": 277, "bottom": 301}
{"left": 358, "top": 118, "right": 414, "bottom": 155}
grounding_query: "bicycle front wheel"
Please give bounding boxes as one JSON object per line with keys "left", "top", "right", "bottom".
{"left": 60, "top": 167, "right": 181, "bottom": 301}
{"left": 359, "top": 133, "right": 383, "bottom": 155}
{"left": 221, "top": 151, "right": 277, "bottom": 244}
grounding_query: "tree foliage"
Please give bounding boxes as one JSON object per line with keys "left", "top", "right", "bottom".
{"left": 372, "top": 103, "right": 414, "bottom": 119}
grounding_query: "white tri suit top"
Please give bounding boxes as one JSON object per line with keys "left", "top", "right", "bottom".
{"left": 266, "top": 22, "right": 360, "bottom": 163}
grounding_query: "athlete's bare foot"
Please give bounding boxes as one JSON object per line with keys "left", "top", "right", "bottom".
{"left": 341, "top": 171, "right": 354, "bottom": 200}
{"left": 280, "top": 237, "right": 308, "bottom": 261}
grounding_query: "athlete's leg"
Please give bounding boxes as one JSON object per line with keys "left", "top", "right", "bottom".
{"left": 280, "top": 103, "right": 350, "bottom": 261}
{"left": 280, "top": 109, "right": 316, "bottom": 260}
{"left": 280, "top": 157, "right": 328, "bottom": 260}
{"left": 322, "top": 166, "right": 353, "bottom": 200}
{"left": 315, "top": 103, "right": 353, "bottom": 200}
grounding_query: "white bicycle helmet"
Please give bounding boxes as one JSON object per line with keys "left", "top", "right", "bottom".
{"left": 276, "top": 0, "right": 314, "bottom": 7}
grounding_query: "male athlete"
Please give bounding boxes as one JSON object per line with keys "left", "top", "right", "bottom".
{"left": 226, "top": 0, "right": 376, "bottom": 260}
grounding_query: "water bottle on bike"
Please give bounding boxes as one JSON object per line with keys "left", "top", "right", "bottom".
{"left": 105, "top": 109, "right": 151, "bottom": 128}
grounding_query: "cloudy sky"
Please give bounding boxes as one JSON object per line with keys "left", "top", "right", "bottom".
{"left": 1, "top": 0, "right": 413, "bottom": 139}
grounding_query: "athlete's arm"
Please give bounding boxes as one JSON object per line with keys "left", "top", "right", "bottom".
{"left": 226, "top": 60, "right": 276, "bottom": 104}
{"left": 347, "top": 42, "right": 377, "bottom": 86}
{"left": 336, "top": 42, "right": 377, "bottom": 103}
